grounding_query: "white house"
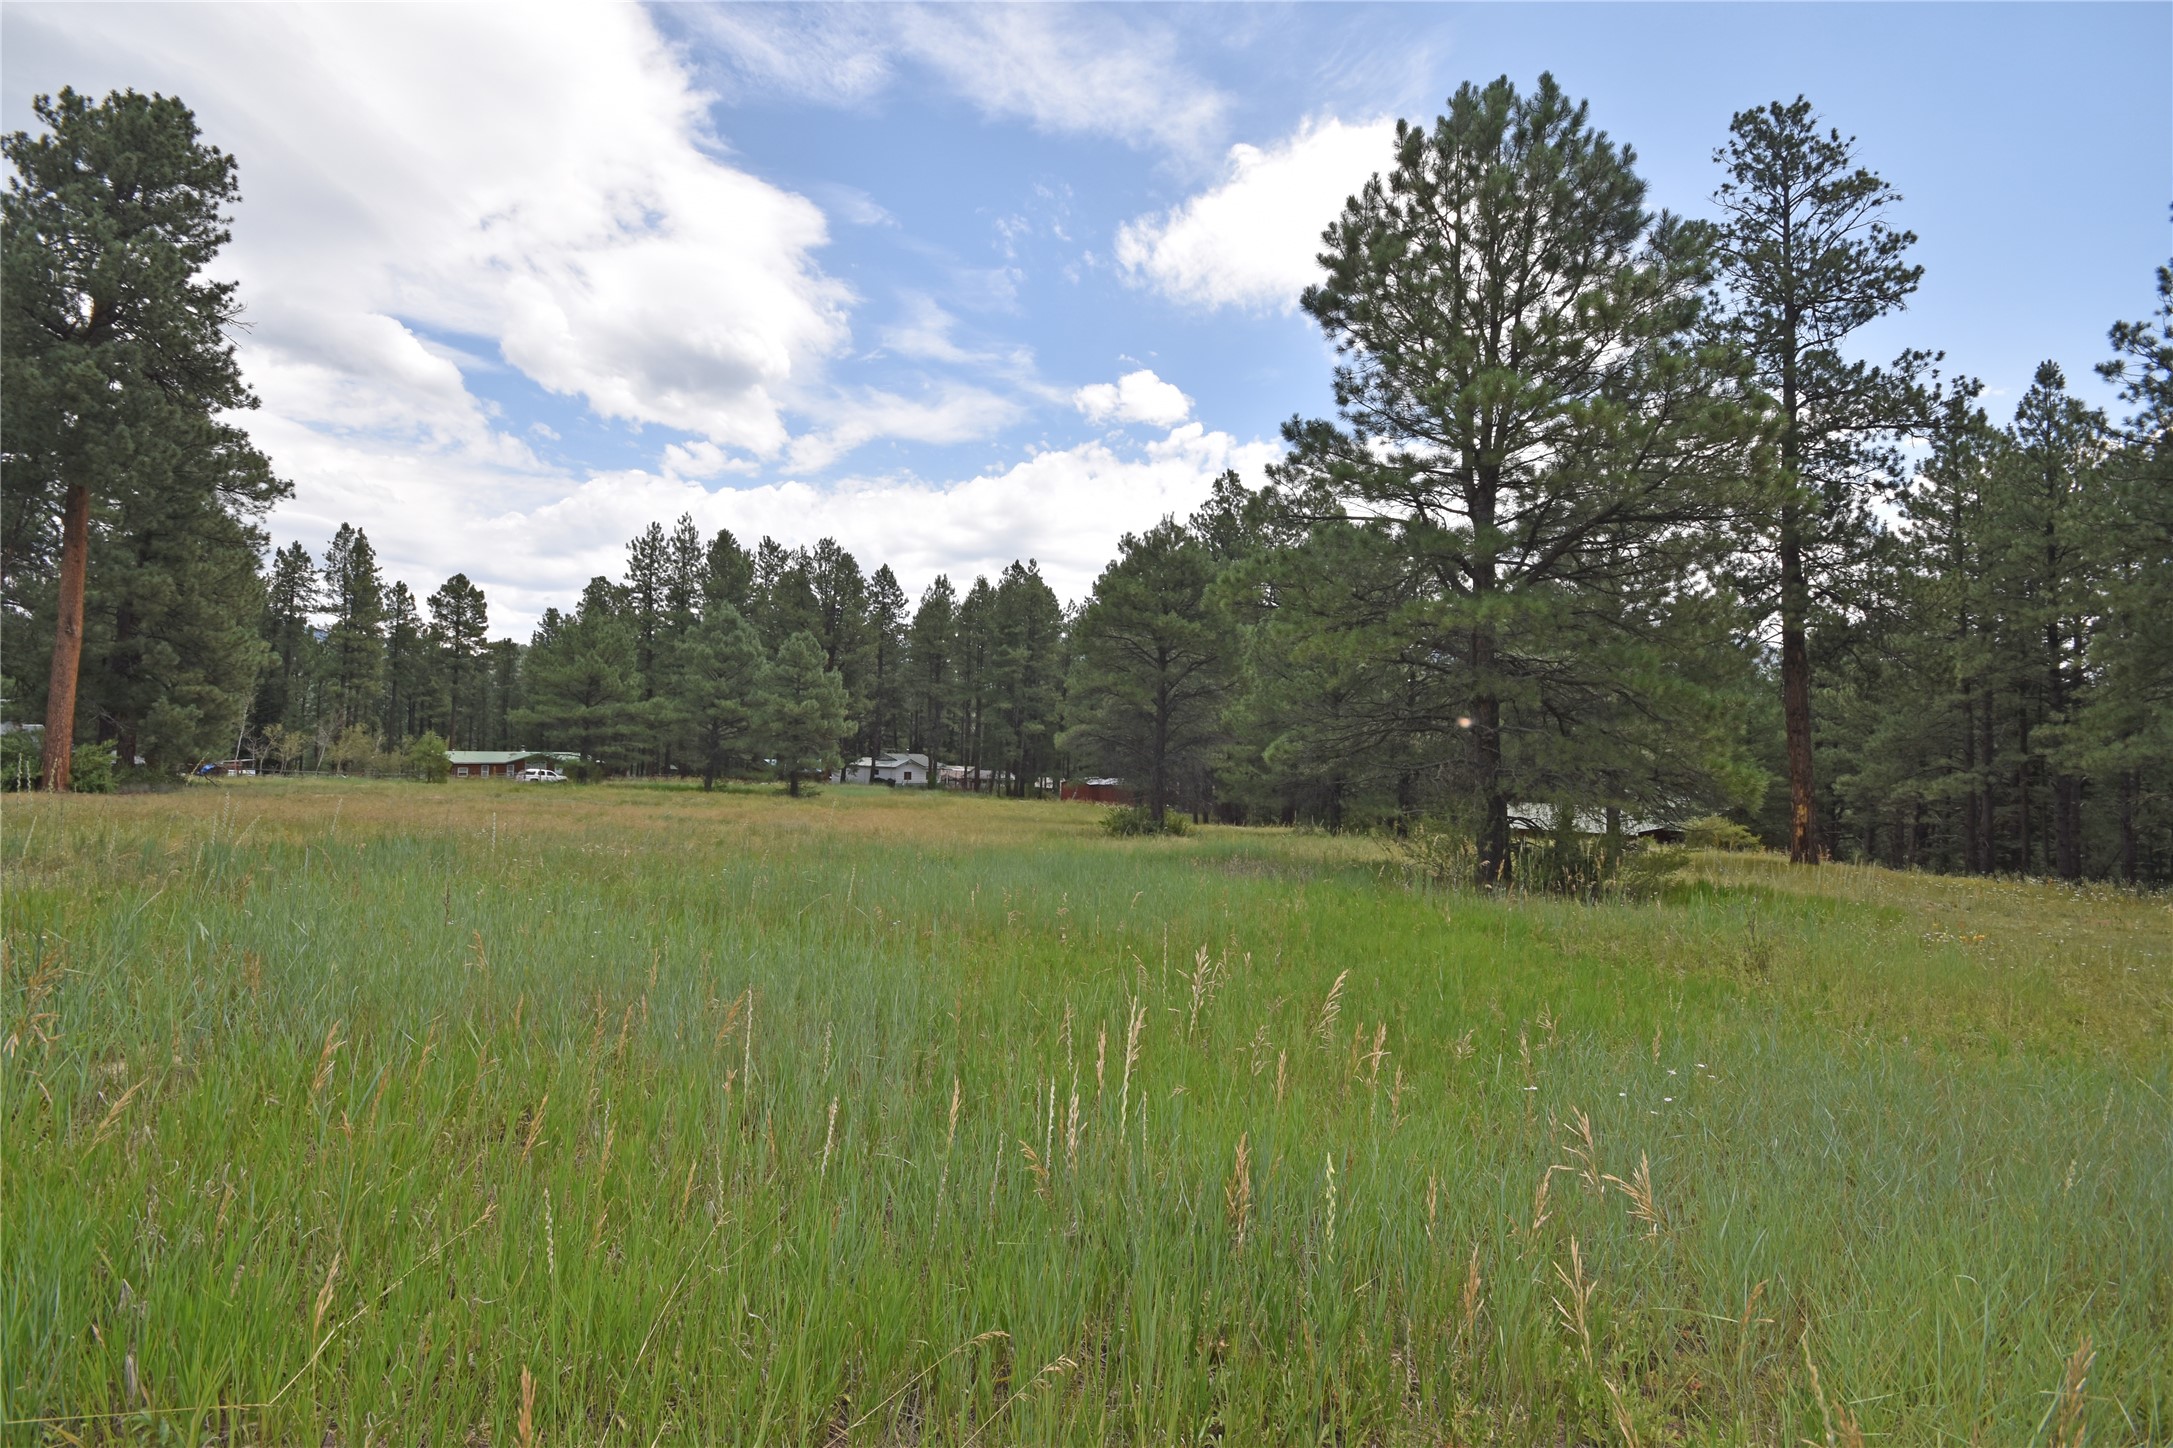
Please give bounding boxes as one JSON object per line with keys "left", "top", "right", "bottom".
{"left": 842, "top": 751, "right": 931, "bottom": 786}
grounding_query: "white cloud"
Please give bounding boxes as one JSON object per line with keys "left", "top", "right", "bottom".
{"left": 1074, "top": 369, "right": 1193, "bottom": 428}
{"left": 691, "top": 5, "right": 895, "bottom": 107}
{"left": 510, "top": 422, "right": 1279, "bottom": 623}
{"left": 784, "top": 385, "right": 1023, "bottom": 475}
{"left": 0, "top": 4, "right": 1271, "bottom": 635}
{"left": 234, "top": 411, "right": 1274, "bottom": 632}
{"left": 1116, "top": 115, "right": 1398, "bottom": 310}
{"left": 4, "top": 3, "right": 850, "bottom": 465}
{"left": 893, "top": 6, "right": 1225, "bottom": 156}
{"left": 660, "top": 440, "right": 759, "bottom": 482}
{"left": 684, "top": 3, "right": 1227, "bottom": 156}
{"left": 880, "top": 294, "right": 982, "bottom": 365}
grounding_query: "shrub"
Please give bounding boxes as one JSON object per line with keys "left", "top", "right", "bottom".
{"left": 406, "top": 731, "right": 451, "bottom": 783}
{"left": 1102, "top": 805, "right": 1190, "bottom": 837}
{"left": 69, "top": 741, "right": 116, "bottom": 793}
{"left": 1390, "top": 810, "right": 1688, "bottom": 900}
{"left": 1684, "top": 814, "right": 1764, "bottom": 852}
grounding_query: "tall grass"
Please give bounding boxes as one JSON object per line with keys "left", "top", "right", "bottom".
{"left": 4, "top": 779, "right": 2168, "bottom": 1443}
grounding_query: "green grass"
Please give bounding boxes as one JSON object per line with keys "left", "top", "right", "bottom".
{"left": 4, "top": 779, "right": 2168, "bottom": 1444}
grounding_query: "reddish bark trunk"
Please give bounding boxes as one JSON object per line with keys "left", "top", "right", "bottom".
{"left": 40, "top": 482, "right": 91, "bottom": 792}
{"left": 1778, "top": 512, "right": 1819, "bottom": 865}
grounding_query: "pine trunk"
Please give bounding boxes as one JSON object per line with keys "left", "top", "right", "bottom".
{"left": 39, "top": 483, "right": 92, "bottom": 792}
{"left": 2121, "top": 770, "right": 2139, "bottom": 885}
{"left": 1474, "top": 689, "right": 1508, "bottom": 887}
{"left": 1779, "top": 505, "right": 1818, "bottom": 864}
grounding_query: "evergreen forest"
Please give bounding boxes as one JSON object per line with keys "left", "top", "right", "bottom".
{"left": 6, "top": 79, "right": 2169, "bottom": 884}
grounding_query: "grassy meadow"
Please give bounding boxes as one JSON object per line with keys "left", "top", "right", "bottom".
{"left": 3, "top": 779, "right": 2169, "bottom": 1445}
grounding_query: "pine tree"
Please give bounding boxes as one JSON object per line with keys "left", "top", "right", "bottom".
{"left": 1895, "top": 387, "right": 2004, "bottom": 872}
{"left": 1064, "top": 522, "right": 1236, "bottom": 824}
{"left": 807, "top": 538, "right": 869, "bottom": 673}
{"left": 1711, "top": 96, "right": 1933, "bottom": 863}
{"left": 381, "top": 582, "right": 428, "bottom": 745}
{"left": 4, "top": 88, "right": 287, "bottom": 786}
{"left": 762, "top": 630, "right": 849, "bottom": 797}
{"left": 319, "top": 524, "right": 385, "bottom": 738}
{"left": 751, "top": 539, "right": 821, "bottom": 654}
{"left": 1994, "top": 364, "right": 2107, "bottom": 879}
{"left": 624, "top": 522, "right": 668, "bottom": 702}
{"left": 863, "top": 565, "right": 909, "bottom": 763}
{"left": 481, "top": 639, "right": 523, "bottom": 752}
{"left": 512, "top": 579, "right": 636, "bottom": 768}
{"left": 1280, "top": 74, "right": 1761, "bottom": 882}
{"left": 954, "top": 578, "right": 997, "bottom": 788}
{"left": 85, "top": 439, "right": 274, "bottom": 771}
{"left": 664, "top": 514, "right": 705, "bottom": 635}
{"left": 2089, "top": 261, "right": 2173, "bottom": 880}
{"left": 673, "top": 602, "right": 764, "bottom": 789}
{"left": 906, "top": 576, "right": 958, "bottom": 764}
{"left": 703, "top": 529, "right": 755, "bottom": 617}
{"left": 989, "top": 562, "right": 1066, "bottom": 797}
{"left": 254, "top": 541, "right": 321, "bottom": 739}
{"left": 426, "top": 573, "right": 489, "bottom": 748}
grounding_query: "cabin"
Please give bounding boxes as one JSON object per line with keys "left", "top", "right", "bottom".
{"left": 1507, "top": 804, "right": 1685, "bottom": 844}
{"left": 842, "top": 751, "right": 931, "bottom": 786}
{"left": 936, "top": 762, "right": 1017, "bottom": 792}
{"left": 447, "top": 749, "right": 562, "bottom": 779}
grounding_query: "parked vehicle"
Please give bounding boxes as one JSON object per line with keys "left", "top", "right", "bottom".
{"left": 518, "top": 767, "right": 567, "bottom": 782}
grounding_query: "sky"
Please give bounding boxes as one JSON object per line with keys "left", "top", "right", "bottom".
{"left": 4, "top": 3, "right": 2167, "bottom": 636}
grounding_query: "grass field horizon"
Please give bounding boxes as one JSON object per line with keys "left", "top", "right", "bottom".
{"left": 5, "top": 779, "right": 2168, "bottom": 1444}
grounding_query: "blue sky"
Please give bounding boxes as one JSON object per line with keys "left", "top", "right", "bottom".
{"left": 5, "top": 3, "right": 2166, "bottom": 634}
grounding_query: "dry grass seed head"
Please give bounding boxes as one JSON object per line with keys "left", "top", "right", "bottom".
{"left": 1602, "top": 1375, "right": 1642, "bottom": 1448}
{"left": 1803, "top": 1339, "right": 1866, "bottom": 1448}
{"left": 90, "top": 1077, "right": 147, "bottom": 1147}
{"left": 1225, "top": 1133, "right": 1252, "bottom": 1251}
{"left": 312, "top": 1251, "right": 342, "bottom": 1334}
{"left": 310, "top": 1020, "right": 345, "bottom": 1098}
{"left": 1602, "top": 1151, "right": 1663, "bottom": 1237}
{"left": 1321, "top": 1152, "right": 1337, "bottom": 1256}
{"left": 2050, "top": 1334, "right": 2095, "bottom": 1448}
{"left": 520, "top": 1094, "right": 549, "bottom": 1162}
{"left": 1551, "top": 1237, "right": 1595, "bottom": 1370}
{"left": 1557, "top": 1107, "right": 1602, "bottom": 1194}
{"left": 1018, "top": 1139, "right": 1054, "bottom": 1204}
{"left": 1315, "top": 969, "right": 1348, "bottom": 1047}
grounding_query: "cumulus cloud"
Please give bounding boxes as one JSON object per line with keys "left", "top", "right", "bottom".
{"left": 1074, "top": 369, "right": 1193, "bottom": 428}
{"left": 4, "top": 4, "right": 849, "bottom": 464}
{"left": 1116, "top": 115, "right": 1397, "bottom": 310}
{"left": 0, "top": 4, "right": 1276, "bottom": 635}
{"left": 242, "top": 407, "right": 1273, "bottom": 631}
{"left": 511, "top": 422, "right": 1279, "bottom": 623}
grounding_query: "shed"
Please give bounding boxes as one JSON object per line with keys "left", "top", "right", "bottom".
{"left": 843, "top": 751, "right": 932, "bottom": 786}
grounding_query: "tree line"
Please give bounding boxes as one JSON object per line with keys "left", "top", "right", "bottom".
{"left": 6, "top": 81, "right": 2167, "bottom": 882}
{"left": 244, "top": 516, "right": 1065, "bottom": 797}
